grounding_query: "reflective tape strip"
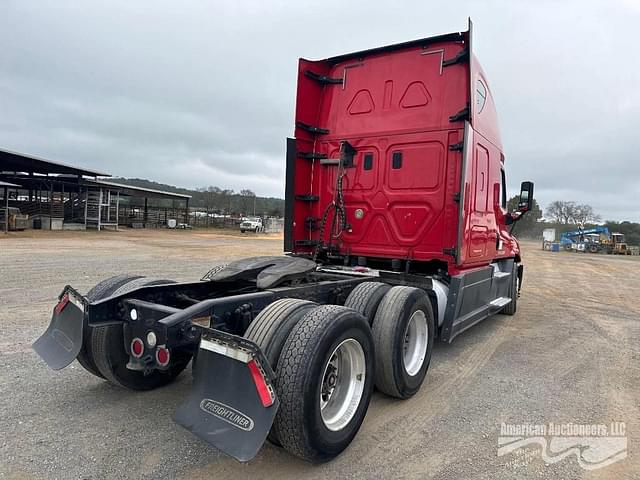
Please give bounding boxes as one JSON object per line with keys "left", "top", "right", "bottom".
{"left": 68, "top": 294, "right": 84, "bottom": 312}
{"left": 200, "top": 338, "right": 251, "bottom": 363}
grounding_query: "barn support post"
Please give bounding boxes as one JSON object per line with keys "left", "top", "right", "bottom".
{"left": 83, "top": 187, "right": 88, "bottom": 228}
{"left": 116, "top": 191, "right": 120, "bottom": 231}
{"left": 97, "top": 189, "right": 102, "bottom": 231}
{"left": 4, "top": 186, "right": 8, "bottom": 234}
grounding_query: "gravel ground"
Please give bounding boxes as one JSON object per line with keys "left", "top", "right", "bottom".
{"left": 0, "top": 230, "right": 638, "bottom": 479}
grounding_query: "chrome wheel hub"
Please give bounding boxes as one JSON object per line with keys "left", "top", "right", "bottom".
{"left": 320, "top": 338, "right": 366, "bottom": 431}
{"left": 403, "top": 310, "right": 428, "bottom": 376}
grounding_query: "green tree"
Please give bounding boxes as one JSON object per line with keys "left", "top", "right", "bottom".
{"left": 507, "top": 195, "right": 543, "bottom": 237}
{"left": 605, "top": 220, "right": 640, "bottom": 247}
{"left": 240, "top": 189, "right": 256, "bottom": 216}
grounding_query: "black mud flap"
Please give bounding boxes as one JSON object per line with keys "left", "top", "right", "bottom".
{"left": 517, "top": 264, "right": 524, "bottom": 293}
{"left": 32, "top": 287, "right": 86, "bottom": 370}
{"left": 174, "top": 328, "right": 279, "bottom": 462}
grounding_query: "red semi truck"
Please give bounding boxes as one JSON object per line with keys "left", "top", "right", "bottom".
{"left": 34, "top": 21, "right": 533, "bottom": 463}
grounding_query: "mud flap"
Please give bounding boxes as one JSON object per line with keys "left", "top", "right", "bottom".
{"left": 174, "top": 329, "right": 279, "bottom": 462}
{"left": 32, "top": 287, "right": 86, "bottom": 370}
{"left": 517, "top": 264, "right": 524, "bottom": 293}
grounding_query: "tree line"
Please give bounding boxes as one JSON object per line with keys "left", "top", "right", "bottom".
{"left": 506, "top": 197, "right": 640, "bottom": 246}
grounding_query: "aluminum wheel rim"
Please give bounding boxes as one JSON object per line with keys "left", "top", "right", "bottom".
{"left": 319, "top": 338, "right": 366, "bottom": 432}
{"left": 403, "top": 310, "right": 428, "bottom": 376}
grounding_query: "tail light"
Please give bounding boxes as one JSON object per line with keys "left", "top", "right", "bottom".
{"left": 156, "top": 346, "right": 170, "bottom": 367}
{"left": 200, "top": 337, "right": 275, "bottom": 408}
{"left": 247, "top": 359, "right": 274, "bottom": 407}
{"left": 54, "top": 294, "right": 70, "bottom": 315}
{"left": 130, "top": 338, "right": 144, "bottom": 358}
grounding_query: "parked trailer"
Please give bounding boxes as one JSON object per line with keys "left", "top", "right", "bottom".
{"left": 542, "top": 228, "right": 556, "bottom": 250}
{"left": 33, "top": 20, "right": 534, "bottom": 463}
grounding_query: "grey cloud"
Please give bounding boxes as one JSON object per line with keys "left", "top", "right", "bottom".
{"left": 1, "top": 0, "right": 638, "bottom": 220}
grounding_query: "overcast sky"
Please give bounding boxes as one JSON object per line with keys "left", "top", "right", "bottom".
{"left": 1, "top": 0, "right": 639, "bottom": 220}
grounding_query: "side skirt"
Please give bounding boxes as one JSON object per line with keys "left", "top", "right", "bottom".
{"left": 440, "top": 258, "right": 515, "bottom": 343}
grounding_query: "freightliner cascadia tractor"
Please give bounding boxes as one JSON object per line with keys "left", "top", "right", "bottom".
{"left": 34, "top": 21, "right": 534, "bottom": 463}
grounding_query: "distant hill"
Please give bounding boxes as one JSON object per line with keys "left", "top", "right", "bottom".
{"left": 109, "top": 177, "right": 284, "bottom": 217}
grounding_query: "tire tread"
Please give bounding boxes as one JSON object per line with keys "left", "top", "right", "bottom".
{"left": 77, "top": 274, "right": 144, "bottom": 378}
{"left": 275, "top": 305, "right": 372, "bottom": 462}
{"left": 344, "top": 282, "right": 391, "bottom": 324}
{"left": 372, "top": 286, "right": 434, "bottom": 399}
{"left": 91, "top": 278, "right": 190, "bottom": 390}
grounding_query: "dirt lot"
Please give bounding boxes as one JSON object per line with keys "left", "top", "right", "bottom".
{"left": 0, "top": 230, "right": 638, "bottom": 479}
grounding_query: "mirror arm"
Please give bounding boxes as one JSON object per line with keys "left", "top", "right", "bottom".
{"left": 507, "top": 210, "right": 527, "bottom": 235}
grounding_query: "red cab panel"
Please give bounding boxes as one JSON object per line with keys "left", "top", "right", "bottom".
{"left": 287, "top": 21, "right": 519, "bottom": 274}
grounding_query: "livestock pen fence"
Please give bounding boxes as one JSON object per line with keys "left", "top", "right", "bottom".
{"left": 118, "top": 205, "right": 284, "bottom": 233}
{"left": 187, "top": 211, "right": 284, "bottom": 233}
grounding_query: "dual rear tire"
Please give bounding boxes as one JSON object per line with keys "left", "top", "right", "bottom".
{"left": 274, "top": 305, "right": 375, "bottom": 462}
{"left": 245, "top": 283, "right": 435, "bottom": 462}
{"left": 371, "top": 286, "right": 434, "bottom": 399}
{"left": 77, "top": 275, "right": 192, "bottom": 390}
{"left": 345, "top": 282, "right": 435, "bottom": 399}
{"left": 245, "top": 300, "right": 375, "bottom": 462}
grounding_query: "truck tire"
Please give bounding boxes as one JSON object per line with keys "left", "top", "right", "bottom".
{"left": 244, "top": 298, "right": 317, "bottom": 445}
{"left": 240, "top": 229, "right": 245, "bottom": 233}
{"left": 372, "top": 286, "right": 434, "bottom": 399}
{"left": 244, "top": 298, "right": 317, "bottom": 369}
{"left": 86, "top": 274, "right": 144, "bottom": 303}
{"left": 274, "top": 305, "right": 375, "bottom": 462}
{"left": 502, "top": 263, "right": 518, "bottom": 316}
{"left": 344, "top": 282, "right": 391, "bottom": 324}
{"left": 78, "top": 274, "right": 145, "bottom": 378}
{"left": 91, "top": 278, "right": 192, "bottom": 390}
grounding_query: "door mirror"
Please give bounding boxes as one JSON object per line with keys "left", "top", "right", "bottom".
{"left": 518, "top": 181, "right": 534, "bottom": 213}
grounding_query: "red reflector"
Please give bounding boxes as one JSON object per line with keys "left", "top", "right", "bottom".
{"left": 131, "top": 338, "right": 144, "bottom": 358}
{"left": 247, "top": 359, "right": 274, "bottom": 407}
{"left": 156, "top": 347, "right": 170, "bottom": 366}
{"left": 54, "top": 294, "right": 70, "bottom": 315}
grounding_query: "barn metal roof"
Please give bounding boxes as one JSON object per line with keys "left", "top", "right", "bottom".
{"left": 0, "top": 180, "right": 20, "bottom": 187}
{"left": 86, "top": 179, "right": 192, "bottom": 200}
{"left": 0, "top": 148, "right": 109, "bottom": 177}
{"left": 0, "top": 149, "right": 190, "bottom": 201}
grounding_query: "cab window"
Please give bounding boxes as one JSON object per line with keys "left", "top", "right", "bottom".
{"left": 476, "top": 80, "right": 487, "bottom": 113}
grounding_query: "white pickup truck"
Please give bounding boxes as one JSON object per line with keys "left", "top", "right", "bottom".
{"left": 240, "top": 217, "right": 263, "bottom": 233}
